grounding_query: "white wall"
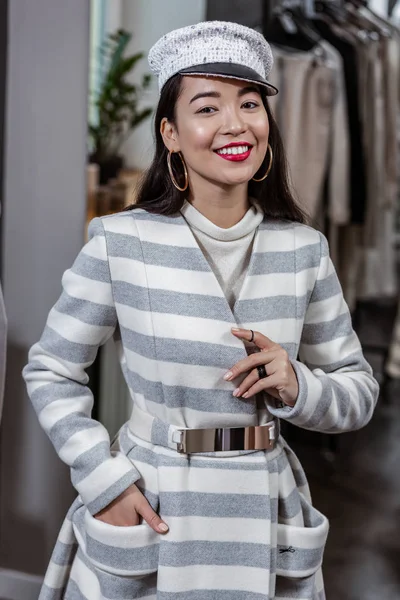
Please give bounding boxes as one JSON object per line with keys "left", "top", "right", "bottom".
{"left": 106, "top": 0, "right": 123, "bottom": 33}
{"left": 368, "top": 0, "right": 389, "bottom": 16}
{"left": 115, "top": 0, "right": 207, "bottom": 170}
{"left": 0, "top": 0, "right": 90, "bottom": 579}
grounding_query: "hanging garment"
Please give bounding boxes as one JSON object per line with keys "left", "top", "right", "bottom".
{"left": 350, "top": 31, "right": 398, "bottom": 300}
{"left": 386, "top": 299, "right": 400, "bottom": 378}
{"left": 22, "top": 209, "right": 379, "bottom": 600}
{"left": 381, "top": 35, "right": 400, "bottom": 210}
{"left": 356, "top": 5, "right": 400, "bottom": 211}
{"left": 268, "top": 42, "right": 350, "bottom": 228}
{"left": 0, "top": 280, "right": 7, "bottom": 425}
{"left": 362, "top": 38, "right": 387, "bottom": 248}
{"left": 312, "top": 18, "right": 368, "bottom": 226}
{"left": 305, "top": 16, "right": 398, "bottom": 304}
{"left": 0, "top": 200, "right": 7, "bottom": 425}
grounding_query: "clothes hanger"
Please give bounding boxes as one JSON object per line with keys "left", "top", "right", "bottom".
{"left": 314, "top": 0, "right": 382, "bottom": 42}
{"left": 339, "top": 1, "right": 378, "bottom": 38}
{"left": 347, "top": 0, "right": 393, "bottom": 37}
{"left": 290, "top": 4, "right": 323, "bottom": 42}
{"left": 314, "top": 0, "right": 347, "bottom": 24}
{"left": 314, "top": 0, "right": 345, "bottom": 21}
{"left": 264, "top": 0, "right": 321, "bottom": 51}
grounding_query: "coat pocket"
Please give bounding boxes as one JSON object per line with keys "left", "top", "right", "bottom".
{"left": 71, "top": 502, "right": 159, "bottom": 575}
{"left": 276, "top": 492, "right": 329, "bottom": 579}
{"left": 82, "top": 508, "right": 160, "bottom": 577}
{"left": 70, "top": 503, "right": 160, "bottom": 600}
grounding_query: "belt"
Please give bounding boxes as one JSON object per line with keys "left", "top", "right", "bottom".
{"left": 127, "top": 403, "right": 278, "bottom": 454}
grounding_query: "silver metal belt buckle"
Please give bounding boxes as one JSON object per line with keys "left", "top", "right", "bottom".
{"left": 175, "top": 430, "right": 187, "bottom": 454}
{"left": 174, "top": 422, "right": 276, "bottom": 454}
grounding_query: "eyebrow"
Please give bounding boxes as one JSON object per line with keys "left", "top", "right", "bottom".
{"left": 189, "top": 85, "right": 261, "bottom": 104}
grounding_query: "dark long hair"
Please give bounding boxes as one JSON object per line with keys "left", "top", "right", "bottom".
{"left": 126, "top": 74, "right": 307, "bottom": 224}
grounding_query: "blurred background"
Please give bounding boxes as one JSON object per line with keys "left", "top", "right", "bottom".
{"left": 0, "top": 1, "right": 399, "bottom": 598}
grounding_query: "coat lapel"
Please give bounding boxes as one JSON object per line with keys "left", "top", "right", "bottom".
{"left": 134, "top": 211, "right": 255, "bottom": 362}
{"left": 132, "top": 211, "right": 260, "bottom": 423}
{"left": 234, "top": 219, "right": 297, "bottom": 357}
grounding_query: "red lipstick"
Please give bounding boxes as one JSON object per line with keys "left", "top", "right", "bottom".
{"left": 215, "top": 142, "right": 253, "bottom": 162}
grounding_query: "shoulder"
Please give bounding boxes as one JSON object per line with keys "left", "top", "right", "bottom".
{"left": 292, "top": 224, "right": 329, "bottom": 274}
{"left": 93, "top": 209, "right": 141, "bottom": 229}
{"left": 291, "top": 225, "right": 331, "bottom": 288}
{"left": 293, "top": 223, "right": 327, "bottom": 255}
{"left": 87, "top": 209, "right": 186, "bottom": 260}
{"left": 261, "top": 219, "right": 327, "bottom": 252}
{"left": 91, "top": 208, "right": 183, "bottom": 236}
{"left": 87, "top": 209, "right": 153, "bottom": 239}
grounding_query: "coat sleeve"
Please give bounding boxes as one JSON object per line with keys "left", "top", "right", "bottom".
{"left": 22, "top": 217, "right": 141, "bottom": 515}
{"left": 266, "top": 231, "right": 380, "bottom": 433}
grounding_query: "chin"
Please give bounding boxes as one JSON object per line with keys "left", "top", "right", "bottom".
{"left": 214, "top": 168, "right": 253, "bottom": 186}
{"left": 223, "top": 174, "right": 254, "bottom": 186}
{"left": 203, "top": 167, "right": 254, "bottom": 188}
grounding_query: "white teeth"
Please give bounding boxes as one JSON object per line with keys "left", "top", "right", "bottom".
{"left": 217, "top": 145, "right": 250, "bottom": 155}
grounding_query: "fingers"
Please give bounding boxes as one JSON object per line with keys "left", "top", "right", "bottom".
{"left": 235, "top": 351, "right": 290, "bottom": 399}
{"left": 136, "top": 496, "right": 169, "bottom": 534}
{"left": 232, "top": 366, "right": 265, "bottom": 397}
{"left": 94, "top": 484, "right": 169, "bottom": 533}
{"left": 224, "top": 348, "right": 281, "bottom": 382}
{"left": 231, "top": 327, "right": 276, "bottom": 351}
{"left": 226, "top": 343, "right": 292, "bottom": 404}
{"left": 95, "top": 511, "right": 141, "bottom": 527}
{"left": 243, "top": 372, "right": 283, "bottom": 400}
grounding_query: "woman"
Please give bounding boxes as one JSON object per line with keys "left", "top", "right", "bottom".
{"left": 23, "top": 21, "right": 379, "bottom": 600}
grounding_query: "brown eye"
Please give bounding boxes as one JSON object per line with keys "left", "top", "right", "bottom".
{"left": 197, "top": 106, "right": 217, "bottom": 114}
{"left": 242, "top": 101, "right": 259, "bottom": 109}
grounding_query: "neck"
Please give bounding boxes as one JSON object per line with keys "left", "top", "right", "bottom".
{"left": 187, "top": 176, "right": 251, "bottom": 229}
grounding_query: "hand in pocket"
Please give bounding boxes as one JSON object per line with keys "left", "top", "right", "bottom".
{"left": 94, "top": 483, "right": 169, "bottom": 534}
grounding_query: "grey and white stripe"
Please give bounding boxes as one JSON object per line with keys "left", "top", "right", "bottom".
{"left": 40, "top": 427, "right": 328, "bottom": 600}
{"left": 22, "top": 209, "right": 379, "bottom": 599}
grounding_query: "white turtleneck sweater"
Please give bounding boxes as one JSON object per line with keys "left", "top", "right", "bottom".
{"left": 180, "top": 198, "right": 265, "bottom": 311}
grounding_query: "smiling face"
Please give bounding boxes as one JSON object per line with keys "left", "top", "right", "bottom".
{"left": 160, "top": 75, "right": 270, "bottom": 191}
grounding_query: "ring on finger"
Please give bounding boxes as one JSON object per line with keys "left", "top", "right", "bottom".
{"left": 257, "top": 364, "right": 268, "bottom": 379}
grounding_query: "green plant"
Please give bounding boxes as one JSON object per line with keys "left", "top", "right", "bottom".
{"left": 89, "top": 29, "right": 153, "bottom": 162}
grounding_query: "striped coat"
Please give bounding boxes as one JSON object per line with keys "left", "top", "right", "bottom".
{"left": 22, "top": 208, "right": 379, "bottom": 600}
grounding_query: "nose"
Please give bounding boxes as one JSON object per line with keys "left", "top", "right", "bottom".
{"left": 221, "top": 107, "right": 247, "bottom": 136}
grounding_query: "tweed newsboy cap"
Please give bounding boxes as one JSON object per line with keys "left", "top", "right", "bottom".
{"left": 148, "top": 21, "right": 278, "bottom": 96}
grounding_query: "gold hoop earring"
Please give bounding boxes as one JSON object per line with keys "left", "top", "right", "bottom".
{"left": 167, "top": 150, "right": 189, "bottom": 192}
{"left": 252, "top": 144, "right": 273, "bottom": 182}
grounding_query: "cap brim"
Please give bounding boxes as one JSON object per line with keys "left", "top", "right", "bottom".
{"left": 178, "top": 62, "right": 278, "bottom": 97}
